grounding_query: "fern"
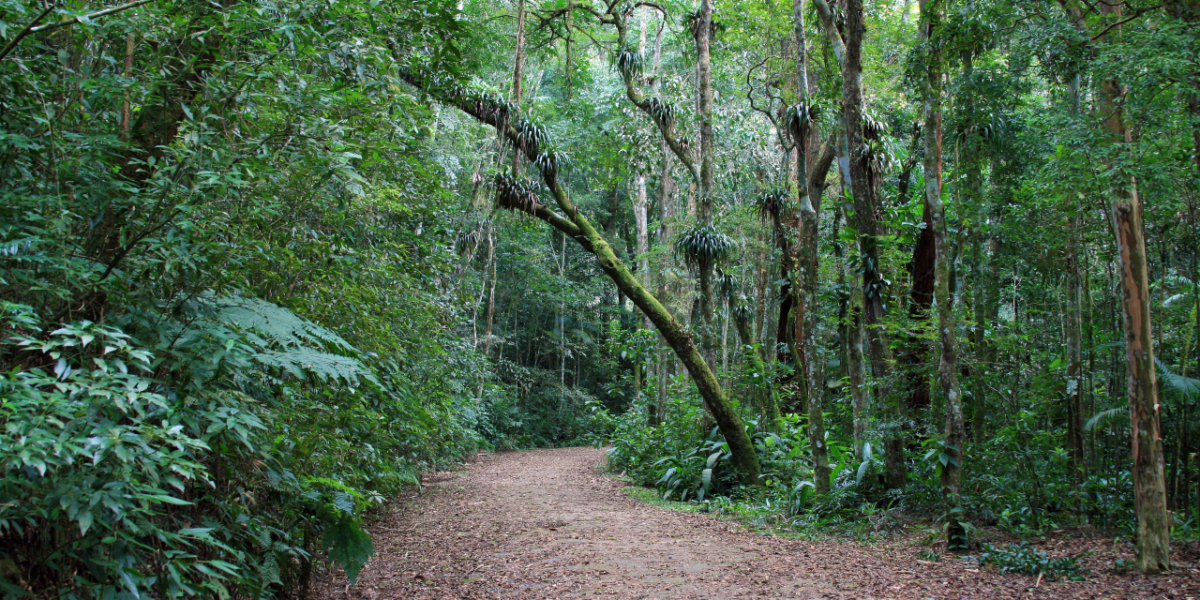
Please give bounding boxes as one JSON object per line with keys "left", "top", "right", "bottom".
{"left": 1156, "top": 358, "right": 1200, "bottom": 398}
{"left": 1084, "top": 406, "right": 1126, "bottom": 431}
{"left": 1082, "top": 360, "right": 1196, "bottom": 431}
{"left": 206, "top": 293, "right": 353, "bottom": 351}
{"left": 254, "top": 350, "right": 378, "bottom": 386}
{"left": 197, "top": 293, "right": 378, "bottom": 386}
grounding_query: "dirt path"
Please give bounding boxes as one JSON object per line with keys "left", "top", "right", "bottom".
{"left": 317, "top": 447, "right": 1197, "bottom": 599}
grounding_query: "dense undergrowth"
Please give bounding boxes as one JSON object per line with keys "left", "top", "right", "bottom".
{"left": 5, "top": 0, "right": 1200, "bottom": 594}
{"left": 592, "top": 366, "right": 1200, "bottom": 552}
{"left": 0, "top": 1, "right": 509, "bottom": 597}
{"left": 0, "top": 182, "right": 496, "bottom": 597}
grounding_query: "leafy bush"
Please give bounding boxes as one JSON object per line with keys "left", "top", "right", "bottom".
{"left": 0, "top": 279, "right": 478, "bottom": 597}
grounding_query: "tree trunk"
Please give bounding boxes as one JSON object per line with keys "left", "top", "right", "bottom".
{"left": 836, "top": 200, "right": 870, "bottom": 457}
{"left": 1064, "top": 216, "right": 1086, "bottom": 484}
{"left": 557, "top": 184, "right": 760, "bottom": 484}
{"left": 901, "top": 126, "right": 935, "bottom": 413}
{"left": 565, "top": 1, "right": 575, "bottom": 100}
{"left": 1072, "top": 0, "right": 1171, "bottom": 571}
{"left": 484, "top": 229, "right": 497, "bottom": 356}
{"left": 1063, "top": 73, "right": 1087, "bottom": 483}
{"left": 635, "top": 173, "right": 651, "bottom": 329}
{"left": 921, "top": 0, "right": 965, "bottom": 551}
{"left": 512, "top": 0, "right": 527, "bottom": 175}
{"left": 121, "top": 33, "right": 134, "bottom": 134}
{"left": 694, "top": 0, "right": 717, "bottom": 365}
{"left": 733, "top": 295, "right": 778, "bottom": 425}
{"left": 1101, "top": 76, "right": 1171, "bottom": 573}
{"left": 793, "top": 0, "right": 829, "bottom": 495}
{"left": 842, "top": 0, "right": 903, "bottom": 488}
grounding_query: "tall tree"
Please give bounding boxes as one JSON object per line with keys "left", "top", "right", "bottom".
{"left": 791, "top": 0, "right": 830, "bottom": 494}
{"left": 694, "top": 0, "right": 719, "bottom": 364}
{"left": 822, "top": 0, "right": 905, "bottom": 488}
{"left": 920, "top": 0, "right": 966, "bottom": 551}
{"left": 512, "top": 0, "right": 527, "bottom": 175}
{"left": 1056, "top": 0, "right": 1172, "bottom": 573}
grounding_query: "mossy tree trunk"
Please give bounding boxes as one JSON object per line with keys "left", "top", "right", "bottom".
{"left": 409, "top": 75, "right": 763, "bottom": 485}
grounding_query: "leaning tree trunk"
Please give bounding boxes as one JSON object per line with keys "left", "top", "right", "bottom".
{"left": 920, "top": 0, "right": 965, "bottom": 551}
{"left": 407, "top": 75, "right": 763, "bottom": 484}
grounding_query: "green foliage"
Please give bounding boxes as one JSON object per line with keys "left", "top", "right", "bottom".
{"left": 322, "top": 517, "right": 374, "bottom": 585}
{"left": 0, "top": 0, "right": 487, "bottom": 596}
{"left": 675, "top": 225, "right": 734, "bottom": 272}
{"left": 971, "top": 543, "right": 1090, "bottom": 581}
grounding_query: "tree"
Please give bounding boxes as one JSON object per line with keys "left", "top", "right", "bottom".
{"left": 404, "top": 72, "right": 763, "bottom": 484}
{"left": 919, "top": 0, "right": 966, "bottom": 551}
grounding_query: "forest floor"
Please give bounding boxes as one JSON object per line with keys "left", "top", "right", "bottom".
{"left": 315, "top": 447, "right": 1198, "bottom": 599}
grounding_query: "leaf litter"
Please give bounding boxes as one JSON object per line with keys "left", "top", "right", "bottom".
{"left": 315, "top": 447, "right": 1199, "bottom": 599}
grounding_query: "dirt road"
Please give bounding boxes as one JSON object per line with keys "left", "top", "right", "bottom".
{"left": 316, "top": 447, "right": 1195, "bottom": 599}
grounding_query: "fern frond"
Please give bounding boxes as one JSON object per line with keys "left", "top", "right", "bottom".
{"left": 1156, "top": 358, "right": 1200, "bottom": 398}
{"left": 207, "top": 293, "right": 353, "bottom": 351}
{"left": 1084, "top": 406, "right": 1126, "bottom": 431}
{"left": 254, "top": 350, "right": 378, "bottom": 386}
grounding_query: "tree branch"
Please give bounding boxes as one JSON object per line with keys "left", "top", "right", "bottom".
{"left": 811, "top": 0, "right": 846, "bottom": 68}
{"left": 1091, "top": 4, "right": 1162, "bottom": 40}
{"left": 610, "top": 8, "right": 701, "bottom": 188}
{"left": 0, "top": 5, "right": 55, "bottom": 62}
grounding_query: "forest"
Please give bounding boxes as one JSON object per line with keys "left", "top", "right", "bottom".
{"left": 0, "top": 0, "right": 1198, "bottom": 597}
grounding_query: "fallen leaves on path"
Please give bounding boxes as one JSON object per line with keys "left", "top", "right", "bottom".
{"left": 314, "top": 447, "right": 1198, "bottom": 599}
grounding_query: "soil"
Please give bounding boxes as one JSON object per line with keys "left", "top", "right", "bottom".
{"left": 315, "top": 447, "right": 1200, "bottom": 599}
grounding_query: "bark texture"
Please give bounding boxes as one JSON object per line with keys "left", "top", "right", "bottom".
{"left": 1101, "top": 77, "right": 1171, "bottom": 573}
{"left": 792, "top": 0, "right": 829, "bottom": 494}
{"left": 920, "top": 0, "right": 966, "bottom": 551}
{"left": 512, "top": 0, "right": 527, "bottom": 175}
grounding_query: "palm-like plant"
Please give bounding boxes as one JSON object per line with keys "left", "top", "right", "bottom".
{"left": 756, "top": 188, "right": 789, "bottom": 222}
{"left": 675, "top": 224, "right": 733, "bottom": 275}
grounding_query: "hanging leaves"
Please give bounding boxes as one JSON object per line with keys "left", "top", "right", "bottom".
{"left": 675, "top": 224, "right": 733, "bottom": 273}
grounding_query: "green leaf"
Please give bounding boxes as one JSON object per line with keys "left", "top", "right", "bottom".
{"left": 322, "top": 516, "right": 374, "bottom": 585}
{"left": 706, "top": 450, "right": 721, "bottom": 469}
{"left": 78, "top": 510, "right": 93, "bottom": 536}
{"left": 856, "top": 457, "right": 871, "bottom": 486}
{"left": 145, "top": 494, "right": 194, "bottom": 506}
